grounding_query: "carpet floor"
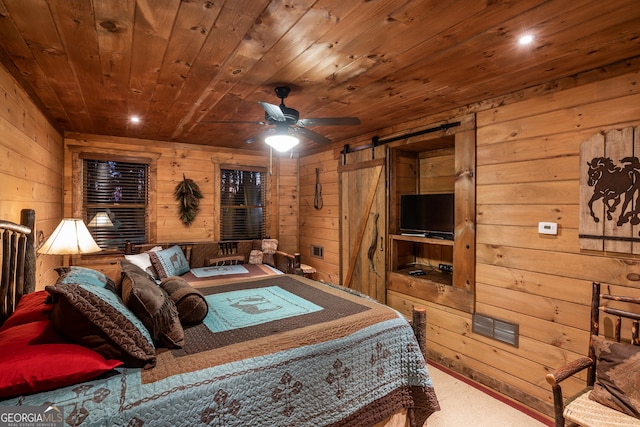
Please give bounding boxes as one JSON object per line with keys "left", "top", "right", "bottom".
{"left": 426, "top": 362, "right": 553, "bottom": 426}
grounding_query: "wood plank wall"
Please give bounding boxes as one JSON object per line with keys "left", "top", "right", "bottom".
{"left": 298, "top": 150, "right": 341, "bottom": 284}
{"left": 470, "top": 68, "right": 640, "bottom": 413}
{"left": 62, "top": 134, "right": 299, "bottom": 255}
{"left": 298, "top": 62, "right": 640, "bottom": 416}
{"left": 0, "top": 61, "right": 63, "bottom": 290}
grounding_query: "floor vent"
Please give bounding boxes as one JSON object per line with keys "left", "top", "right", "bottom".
{"left": 311, "top": 245, "right": 324, "bottom": 259}
{"left": 472, "top": 313, "right": 519, "bottom": 347}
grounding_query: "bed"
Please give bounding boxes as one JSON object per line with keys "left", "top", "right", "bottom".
{"left": 0, "top": 209, "right": 439, "bottom": 426}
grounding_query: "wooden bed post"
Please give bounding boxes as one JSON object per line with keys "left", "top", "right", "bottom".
{"left": 21, "top": 209, "right": 36, "bottom": 295}
{"left": 412, "top": 307, "right": 427, "bottom": 358}
{"left": 0, "top": 208, "right": 35, "bottom": 324}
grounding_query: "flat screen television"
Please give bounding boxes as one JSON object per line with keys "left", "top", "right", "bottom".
{"left": 400, "top": 193, "right": 454, "bottom": 240}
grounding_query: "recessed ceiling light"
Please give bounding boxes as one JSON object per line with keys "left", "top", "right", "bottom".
{"left": 130, "top": 116, "right": 140, "bottom": 123}
{"left": 518, "top": 34, "right": 534, "bottom": 46}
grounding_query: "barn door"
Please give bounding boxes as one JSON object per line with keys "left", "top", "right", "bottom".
{"left": 338, "top": 151, "right": 386, "bottom": 303}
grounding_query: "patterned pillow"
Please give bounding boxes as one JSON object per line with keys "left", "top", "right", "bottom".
{"left": 262, "top": 239, "right": 278, "bottom": 266}
{"left": 46, "top": 283, "right": 156, "bottom": 369}
{"left": 55, "top": 265, "right": 117, "bottom": 293}
{"left": 589, "top": 335, "right": 640, "bottom": 417}
{"left": 121, "top": 264, "right": 184, "bottom": 348}
{"left": 149, "top": 245, "right": 190, "bottom": 278}
{"left": 249, "top": 249, "right": 263, "bottom": 264}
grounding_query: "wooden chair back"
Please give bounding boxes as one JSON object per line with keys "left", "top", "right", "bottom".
{"left": 587, "top": 281, "right": 640, "bottom": 386}
{"left": 218, "top": 241, "right": 238, "bottom": 255}
{"left": 0, "top": 209, "right": 36, "bottom": 325}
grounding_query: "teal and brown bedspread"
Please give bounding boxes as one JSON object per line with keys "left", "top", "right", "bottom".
{"left": 3, "top": 275, "right": 439, "bottom": 426}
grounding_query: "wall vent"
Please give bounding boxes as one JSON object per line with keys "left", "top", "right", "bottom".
{"left": 472, "top": 313, "right": 519, "bottom": 347}
{"left": 311, "top": 245, "right": 324, "bottom": 259}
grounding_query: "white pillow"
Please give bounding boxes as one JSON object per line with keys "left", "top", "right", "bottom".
{"left": 124, "top": 246, "right": 163, "bottom": 279}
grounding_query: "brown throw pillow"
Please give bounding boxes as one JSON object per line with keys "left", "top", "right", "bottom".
{"left": 46, "top": 283, "right": 156, "bottom": 369}
{"left": 589, "top": 335, "right": 640, "bottom": 417}
{"left": 160, "top": 276, "right": 208, "bottom": 325}
{"left": 121, "top": 265, "right": 184, "bottom": 349}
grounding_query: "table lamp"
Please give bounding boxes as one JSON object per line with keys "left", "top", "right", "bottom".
{"left": 87, "top": 212, "right": 114, "bottom": 228}
{"left": 38, "top": 218, "right": 102, "bottom": 255}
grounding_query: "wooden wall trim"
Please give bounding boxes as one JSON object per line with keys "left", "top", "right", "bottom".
{"left": 68, "top": 147, "right": 159, "bottom": 244}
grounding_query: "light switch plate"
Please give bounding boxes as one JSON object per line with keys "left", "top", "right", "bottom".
{"left": 538, "top": 221, "right": 557, "bottom": 235}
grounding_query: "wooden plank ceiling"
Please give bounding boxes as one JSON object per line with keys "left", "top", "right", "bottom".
{"left": 0, "top": 0, "right": 638, "bottom": 153}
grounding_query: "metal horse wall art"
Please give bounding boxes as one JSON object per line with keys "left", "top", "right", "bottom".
{"left": 586, "top": 156, "right": 640, "bottom": 228}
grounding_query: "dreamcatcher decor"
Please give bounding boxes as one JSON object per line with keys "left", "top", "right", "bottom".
{"left": 174, "top": 174, "right": 203, "bottom": 227}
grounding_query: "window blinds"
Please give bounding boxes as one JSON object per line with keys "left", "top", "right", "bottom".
{"left": 83, "top": 159, "right": 148, "bottom": 250}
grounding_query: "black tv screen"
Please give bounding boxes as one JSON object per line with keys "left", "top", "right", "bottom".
{"left": 400, "top": 193, "right": 454, "bottom": 239}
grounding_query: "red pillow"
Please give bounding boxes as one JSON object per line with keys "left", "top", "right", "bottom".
{"left": 0, "top": 320, "right": 123, "bottom": 399}
{"left": 0, "top": 291, "right": 52, "bottom": 332}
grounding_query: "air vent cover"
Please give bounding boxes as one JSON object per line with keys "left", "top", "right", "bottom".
{"left": 311, "top": 245, "right": 324, "bottom": 259}
{"left": 472, "top": 313, "right": 519, "bottom": 347}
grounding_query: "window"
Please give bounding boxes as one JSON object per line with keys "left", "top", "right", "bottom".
{"left": 83, "top": 159, "right": 148, "bottom": 250}
{"left": 220, "top": 167, "right": 266, "bottom": 240}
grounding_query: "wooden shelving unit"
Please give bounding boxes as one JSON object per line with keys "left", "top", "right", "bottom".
{"left": 385, "top": 123, "right": 475, "bottom": 314}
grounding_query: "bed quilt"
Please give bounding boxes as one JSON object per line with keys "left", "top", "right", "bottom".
{"left": 1, "top": 275, "right": 439, "bottom": 427}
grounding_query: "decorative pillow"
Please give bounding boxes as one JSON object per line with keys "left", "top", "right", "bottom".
{"left": 160, "top": 276, "right": 208, "bottom": 325}
{"left": 46, "top": 283, "right": 156, "bottom": 368}
{"left": 120, "top": 258, "right": 150, "bottom": 277}
{"left": 589, "top": 335, "right": 640, "bottom": 417}
{"left": 121, "top": 265, "right": 184, "bottom": 348}
{"left": 124, "top": 247, "right": 162, "bottom": 280}
{"left": 262, "top": 239, "right": 278, "bottom": 266}
{"left": 0, "top": 320, "right": 122, "bottom": 399}
{"left": 55, "top": 265, "right": 117, "bottom": 293}
{"left": 249, "top": 249, "right": 263, "bottom": 264}
{"left": 149, "top": 245, "right": 190, "bottom": 279}
{"left": 0, "top": 290, "right": 52, "bottom": 332}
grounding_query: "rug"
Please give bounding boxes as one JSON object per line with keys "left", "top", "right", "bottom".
{"left": 190, "top": 264, "right": 248, "bottom": 278}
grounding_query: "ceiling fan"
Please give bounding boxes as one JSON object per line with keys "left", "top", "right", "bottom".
{"left": 203, "top": 86, "right": 360, "bottom": 151}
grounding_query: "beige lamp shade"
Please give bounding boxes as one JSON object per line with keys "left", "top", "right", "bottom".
{"left": 88, "top": 212, "right": 114, "bottom": 227}
{"left": 38, "top": 218, "right": 102, "bottom": 255}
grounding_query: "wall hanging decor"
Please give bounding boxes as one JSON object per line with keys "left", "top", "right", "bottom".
{"left": 174, "top": 174, "right": 203, "bottom": 227}
{"left": 579, "top": 126, "right": 640, "bottom": 253}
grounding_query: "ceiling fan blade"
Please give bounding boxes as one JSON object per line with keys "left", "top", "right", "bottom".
{"left": 295, "top": 127, "right": 331, "bottom": 144}
{"left": 201, "top": 120, "right": 266, "bottom": 125}
{"left": 258, "top": 102, "right": 286, "bottom": 122}
{"left": 246, "top": 129, "right": 274, "bottom": 144}
{"left": 297, "top": 117, "right": 360, "bottom": 127}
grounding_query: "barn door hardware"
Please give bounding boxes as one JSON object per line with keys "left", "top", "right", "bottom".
{"left": 340, "top": 121, "right": 461, "bottom": 165}
{"left": 374, "top": 121, "right": 461, "bottom": 145}
{"left": 368, "top": 212, "right": 380, "bottom": 274}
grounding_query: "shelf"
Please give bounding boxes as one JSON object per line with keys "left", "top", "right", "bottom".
{"left": 390, "top": 234, "right": 454, "bottom": 246}
{"left": 392, "top": 266, "right": 453, "bottom": 286}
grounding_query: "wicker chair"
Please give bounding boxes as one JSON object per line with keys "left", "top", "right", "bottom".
{"left": 545, "top": 282, "right": 640, "bottom": 427}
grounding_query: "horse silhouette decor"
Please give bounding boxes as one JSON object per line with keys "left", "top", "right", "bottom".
{"left": 580, "top": 126, "right": 640, "bottom": 253}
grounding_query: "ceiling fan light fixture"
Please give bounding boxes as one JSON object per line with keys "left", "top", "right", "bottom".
{"left": 265, "top": 134, "right": 299, "bottom": 152}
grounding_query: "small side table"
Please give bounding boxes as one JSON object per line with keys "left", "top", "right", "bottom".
{"left": 299, "top": 263, "right": 317, "bottom": 279}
